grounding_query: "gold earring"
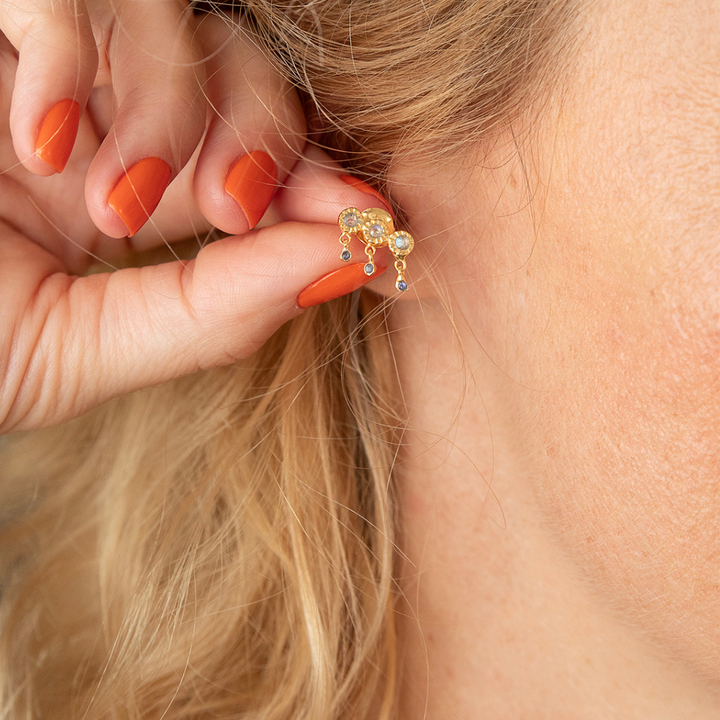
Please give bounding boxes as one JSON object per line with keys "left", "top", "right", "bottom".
{"left": 387, "top": 230, "right": 414, "bottom": 292}
{"left": 359, "top": 208, "right": 394, "bottom": 278}
{"left": 337, "top": 206, "right": 414, "bottom": 292}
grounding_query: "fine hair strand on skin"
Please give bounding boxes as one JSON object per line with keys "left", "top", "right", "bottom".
{"left": 0, "top": 1, "right": 576, "bottom": 717}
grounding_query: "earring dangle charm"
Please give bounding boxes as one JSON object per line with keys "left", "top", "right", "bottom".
{"left": 387, "top": 230, "right": 414, "bottom": 291}
{"left": 337, "top": 206, "right": 415, "bottom": 291}
{"left": 359, "top": 208, "right": 393, "bottom": 277}
{"left": 339, "top": 233, "right": 352, "bottom": 262}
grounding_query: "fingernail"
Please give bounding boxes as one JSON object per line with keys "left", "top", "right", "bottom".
{"left": 108, "top": 157, "right": 172, "bottom": 236}
{"left": 297, "top": 263, "right": 387, "bottom": 309}
{"left": 224, "top": 150, "right": 277, "bottom": 229}
{"left": 35, "top": 99, "right": 81, "bottom": 173}
{"left": 339, "top": 175, "right": 392, "bottom": 215}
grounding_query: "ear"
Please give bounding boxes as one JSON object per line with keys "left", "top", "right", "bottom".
{"left": 384, "top": 136, "right": 540, "bottom": 302}
{"left": 275, "top": 146, "right": 419, "bottom": 298}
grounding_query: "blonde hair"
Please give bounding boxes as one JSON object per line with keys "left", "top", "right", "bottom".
{"left": 0, "top": 2, "right": 575, "bottom": 717}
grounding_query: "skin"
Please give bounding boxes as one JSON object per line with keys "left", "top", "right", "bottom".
{"left": 1, "top": 0, "right": 718, "bottom": 714}
{"left": 0, "top": 1, "right": 375, "bottom": 432}
{"left": 387, "top": 0, "right": 720, "bottom": 716}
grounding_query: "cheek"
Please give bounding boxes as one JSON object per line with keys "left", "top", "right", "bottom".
{"left": 529, "top": 294, "right": 720, "bottom": 679}
{"left": 534, "top": 218, "right": 720, "bottom": 680}
{"left": 518, "top": 11, "right": 720, "bottom": 676}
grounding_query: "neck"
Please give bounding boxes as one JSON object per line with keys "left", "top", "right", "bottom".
{"left": 388, "top": 297, "right": 720, "bottom": 718}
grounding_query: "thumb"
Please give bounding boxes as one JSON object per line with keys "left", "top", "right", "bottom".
{"left": 0, "top": 221, "right": 384, "bottom": 432}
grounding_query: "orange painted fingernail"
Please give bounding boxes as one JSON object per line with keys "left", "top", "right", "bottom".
{"left": 297, "top": 263, "right": 387, "bottom": 309}
{"left": 108, "top": 157, "right": 172, "bottom": 236}
{"left": 35, "top": 99, "right": 81, "bottom": 173}
{"left": 224, "top": 151, "right": 277, "bottom": 229}
{"left": 339, "top": 175, "right": 392, "bottom": 215}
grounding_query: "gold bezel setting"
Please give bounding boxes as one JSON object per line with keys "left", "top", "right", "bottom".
{"left": 338, "top": 207, "right": 363, "bottom": 235}
{"left": 360, "top": 220, "right": 390, "bottom": 247}
{"left": 388, "top": 231, "right": 414, "bottom": 257}
{"left": 360, "top": 208, "right": 394, "bottom": 247}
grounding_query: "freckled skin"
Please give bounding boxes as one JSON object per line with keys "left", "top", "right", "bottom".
{"left": 526, "top": 0, "right": 720, "bottom": 680}
{"left": 389, "top": 0, "right": 720, "bottom": 715}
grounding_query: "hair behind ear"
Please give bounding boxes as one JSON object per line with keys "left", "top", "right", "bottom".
{"left": 0, "top": 293, "right": 401, "bottom": 720}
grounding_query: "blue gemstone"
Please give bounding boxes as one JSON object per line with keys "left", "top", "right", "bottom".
{"left": 341, "top": 249, "right": 351, "bottom": 261}
{"left": 364, "top": 263, "right": 375, "bottom": 276}
{"left": 397, "top": 279, "right": 408, "bottom": 292}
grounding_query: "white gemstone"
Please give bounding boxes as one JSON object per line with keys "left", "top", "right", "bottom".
{"left": 369, "top": 223, "right": 384, "bottom": 238}
{"left": 343, "top": 212, "right": 359, "bottom": 227}
{"left": 395, "top": 235, "right": 410, "bottom": 250}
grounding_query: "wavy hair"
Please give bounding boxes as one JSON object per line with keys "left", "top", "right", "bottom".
{"left": 0, "top": 1, "right": 575, "bottom": 717}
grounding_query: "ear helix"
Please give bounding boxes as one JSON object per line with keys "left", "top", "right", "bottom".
{"left": 337, "top": 206, "right": 414, "bottom": 292}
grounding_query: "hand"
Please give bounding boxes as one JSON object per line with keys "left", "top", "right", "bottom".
{"left": 0, "top": 0, "right": 392, "bottom": 432}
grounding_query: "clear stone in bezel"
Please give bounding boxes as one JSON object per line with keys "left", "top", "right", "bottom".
{"left": 394, "top": 235, "right": 410, "bottom": 251}
{"left": 343, "top": 212, "right": 359, "bottom": 227}
{"left": 369, "top": 223, "right": 384, "bottom": 238}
